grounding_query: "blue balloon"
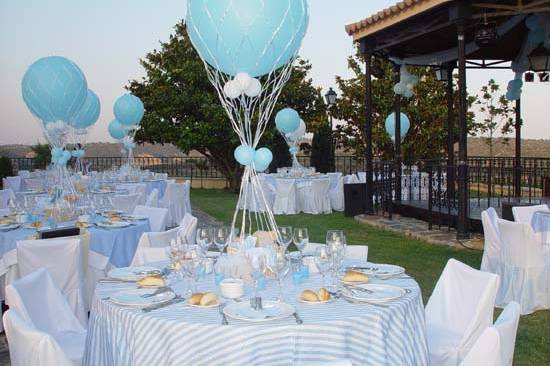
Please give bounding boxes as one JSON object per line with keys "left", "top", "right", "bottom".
{"left": 113, "top": 94, "right": 144, "bottom": 127}
{"left": 108, "top": 119, "right": 127, "bottom": 140}
{"left": 70, "top": 89, "right": 100, "bottom": 129}
{"left": 506, "top": 89, "right": 521, "bottom": 101}
{"left": 508, "top": 79, "right": 523, "bottom": 91}
{"left": 22, "top": 56, "right": 87, "bottom": 123}
{"left": 254, "top": 147, "right": 273, "bottom": 172}
{"left": 528, "top": 29, "right": 545, "bottom": 45}
{"left": 234, "top": 144, "right": 255, "bottom": 166}
{"left": 187, "top": 0, "right": 309, "bottom": 77}
{"left": 385, "top": 112, "right": 411, "bottom": 141}
{"left": 275, "top": 108, "right": 300, "bottom": 134}
{"left": 525, "top": 15, "right": 541, "bottom": 30}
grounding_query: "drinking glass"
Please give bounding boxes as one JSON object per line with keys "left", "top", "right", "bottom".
{"left": 277, "top": 226, "right": 293, "bottom": 250}
{"left": 213, "top": 226, "right": 230, "bottom": 256}
{"left": 273, "top": 248, "right": 290, "bottom": 302}
{"left": 249, "top": 253, "right": 267, "bottom": 298}
{"left": 293, "top": 228, "right": 309, "bottom": 256}
{"left": 196, "top": 227, "right": 212, "bottom": 255}
{"left": 314, "top": 247, "right": 332, "bottom": 288}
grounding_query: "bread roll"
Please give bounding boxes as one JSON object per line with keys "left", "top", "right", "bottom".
{"left": 343, "top": 270, "right": 369, "bottom": 283}
{"left": 137, "top": 275, "right": 165, "bottom": 288}
{"left": 199, "top": 292, "right": 218, "bottom": 306}
{"left": 301, "top": 290, "right": 320, "bottom": 302}
{"left": 188, "top": 292, "right": 204, "bottom": 305}
{"left": 318, "top": 288, "right": 331, "bottom": 301}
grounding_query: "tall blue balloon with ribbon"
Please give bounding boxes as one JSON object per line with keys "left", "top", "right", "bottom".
{"left": 275, "top": 108, "right": 300, "bottom": 134}
{"left": 108, "top": 119, "right": 127, "bottom": 140}
{"left": 21, "top": 56, "right": 88, "bottom": 123}
{"left": 113, "top": 94, "right": 144, "bottom": 127}
{"left": 385, "top": 112, "right": 411, "bottom": 142}
{"left": 70, "top": 89, "right": 100, "bottom": 129}
{"left": 186, "top": 0, "right": 309, "bottom": 77}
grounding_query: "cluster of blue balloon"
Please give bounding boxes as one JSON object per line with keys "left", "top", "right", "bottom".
{"left": 393, "top": 65, "right": 419, "bottom": 99}
{"left": 234, "top": 145, "right": 274, "bottom": 172}
{"left": 186, "top": 0, "right": 309, "bottom": 77}
{"left": 275, "top": 108, "right": 301, "bottom": 135}
{"left": 506, "top": 78, "right": 523, "bottom": 101}
{"left": 526, "top": 15, "right": 545, "bottom": 45}
{"left": 108, "top": 94, "right": 144, "bottom": 140}
{"left": 385, "top": 112, "right": 411, "bottom": 142}
{"left": 51, "top": 147, "right": 72, "bottom": 167}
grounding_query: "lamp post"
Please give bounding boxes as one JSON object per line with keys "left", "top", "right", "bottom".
{"left": 325, "top": 87, "right": 337, "bottom": 170}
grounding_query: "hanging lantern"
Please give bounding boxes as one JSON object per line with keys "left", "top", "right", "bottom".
{"left": 528, "top": 46, "right": 550, "bottom": 72}
{"left": 474, "top": 14, "right": 499, "bottom": 47}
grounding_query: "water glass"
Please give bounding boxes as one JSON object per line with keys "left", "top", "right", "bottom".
{"left": 196, "top": 227, "right": 212, "bottom": 255}
{"left": 293, "top": 227, "right": 309, "bottom": 256}
{"left": 314, "top": 247, "right": 332, "bottom": 288}
{"left": 273, "top": 248, "right": 290, "bottom": 301}
{"left": 277, "top": 226, "right": 293, "bottom": 250}
{"left": 213, "top": 227, "right": 230, "bottom": 255}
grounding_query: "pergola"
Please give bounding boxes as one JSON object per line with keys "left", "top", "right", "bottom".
{"left": 346, "top": 0, "right": 550, "bottom": 239}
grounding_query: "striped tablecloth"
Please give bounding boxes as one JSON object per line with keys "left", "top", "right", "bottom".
{"left": 84, "top": 265, "right": 429, "bottom": 366}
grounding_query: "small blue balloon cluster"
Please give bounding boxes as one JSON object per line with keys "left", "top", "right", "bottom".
{"left": 71, "top": 149, "right": 85, "bottom": 158}
{"left": 506, "top": 78, "right": 523, "bottom": 101}
{"left": 526, "top": 15, "right": 545, "bottom": 45}
{"left": 393, "top": 65, "right": 419, "bottom": 98}
{"left": 234, "top": 145, "right": 273, "bottom": 172}
{"left": 385, "top": 112, "right": 411, "bottom": 142}
{"left": 51, "top": 147, "right": 72, "bottom": 167}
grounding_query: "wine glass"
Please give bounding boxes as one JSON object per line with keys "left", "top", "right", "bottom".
{"left": 248, "top": 252, "right": 268, "bottom": 298}
{"left": 183, "top": 249, "right": 204, "bottom": 294}
{"left": 196, "top": 227, "right": 212, "bottom": 255}
{"left": 314, "top": 247, "right": 332, "bottom": 288}
{"left": 277, "top": 226, "right": 293, "bottom": 250}
{"left": 293, "top": 228, "right": 309, "bottom": 257}
{"left": 273, "top": 248, "right": 290, "bottom": 302}
{"left": 213, "top": 226, "right": 230, "bottom": 256}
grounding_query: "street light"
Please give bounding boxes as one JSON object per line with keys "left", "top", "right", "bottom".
{"left": 325, "top": 88, "right": 337, "bottom": 106}
{"left": 325, "top": 87, "right": 337, "bottom": 170}
{"left": 528, "top": 45, "right": 550, "bottom": 72}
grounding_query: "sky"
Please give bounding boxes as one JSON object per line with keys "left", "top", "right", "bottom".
{"left": 0, "top": 0, "right": 547, "bottom": 145}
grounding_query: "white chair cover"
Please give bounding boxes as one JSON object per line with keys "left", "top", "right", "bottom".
{"left": 110, "top": 194, "right": 141, "bottom": 214}
{"left": 357, "top": 172, "right": 366, "bottom": 183}
{"left": 343, "top": 174, "right": 359, "bottom": 184}
{"left": 237, "top": 177, "right": 274, "bottom": 213}
{"left": 512, "top": 204, "right": 549, "bottom": 224}
{"left": 18, "top": 170, "right": 31, "bottom": 179}
{"left": 131, "top": 247, "right": 168, "bottom": 267}
{"left": 0, "top": 188, "right": 15, "bottom": 209}
{"left": 117, "top": 183, "right": 147, "bottom": 205}
{"left": 134, "top": 205, "right": 168, "bottom": 232}
{"left": 178, "top": 213, "right": 198, "bottom": 245}
{"left": 155, "top": 173, "right": 168, "bottom": 180}
{"left": 481, "top": 207, "right": 501, "bottom": 274}
{"left": 131, "top": 227, "right": 180, "bottom": 266}
{"left": 494, "top": 301, "right": 521, "bottom": 366}
{"left": 3, "top": 310, "right": 74, "bottom": 366}
{"left": 23, "top": 178, "right": 44, "bottom": 191}
{"left": 273, "top": 179, "right": 297, "bottom": 215}
{"left": 161, "top": 183, "right": 187, "bottom": 227}
{"left": 304, "top": 179, "right": 332, "bottom": 215}
{"left": 182, "top": 180, "right": 192, "bottom": 215}
{"left": 345, "top": 245, "right": 368, "bottom": 261}
{"left": 328, "top": 174, "right": 344, "bottom": 212}
{"left": 460, "top": 327, "right": 501, "bottom": 366}
{"left": 496, "top": 219, "right": 550, "bottom": 314}
{"left": 145, "top": 188, "right": 160, "bottom": 207}
{"left": 16, "top": 238, "right": 87, "bottom": 326}
{"left": 425, "top": 258, "right": 500, "bottom": 366}
{"left": 3, "top": 176, "right": 22, "bottom": 191}
{"left": 5, "top": 269, "right": 86, "bottom": 366}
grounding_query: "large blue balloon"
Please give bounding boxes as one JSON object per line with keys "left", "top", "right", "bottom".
{"left": 21, "top": 56, "right": 88, "bottom": 123}
{"left": 187, "top": 0, "right": 309, "bottom": 77}
{"left": 108, "top": 119, "right": 126, "bottom": 140}
{"left": 113, "top": 94, "right": 144, "bottom": 127}
{"left": 254, "top": 147, "right": 273, "bottom": 172}
{"left": 275, "top": 108, "right": 300, "bottom": 134}
{"left": 385, "top": 112, "right": 411, "bottom": 141}
{"left": 234, "top": 144, "right": 255, "bottom": 166}
{"left": 70, "top": 89, "right": 100, "bottom": 129}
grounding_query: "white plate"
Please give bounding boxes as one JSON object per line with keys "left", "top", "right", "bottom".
{"left": 342, "top": 284, "right": 405, "bottom": 304}
{"left": 108, "top": 266, "right": 160, "bottom": 281}
{"left": 224, "top": 300, "right": 295, "bottom": 322}
{"left": 298, "top": 297, "right": 333, "bottom": 305}
{"left": 187, "top": 301, "right": 222, "bottom": 309}
{"left": 348, "top": 263, "right": 405, "bottom": 279}
{"left": 109, "top": 288, "right": 175, "bottom": 307}
{"left": 340, "top": 279, "right": 370, "bottom": 286}
{"left": 0, "top": 223, "right": 20, "bottom": 231}
{"left": 123, "top": 215, "right": 148, "bottom": 221}
{"left": 97, "top": 221, "right": 131, "bottom": 229}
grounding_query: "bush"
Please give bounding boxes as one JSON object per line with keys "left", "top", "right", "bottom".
{"left": 30, "top": 143, "right": 51, "bottom": 169}
{"left": 0, "top": 156, "right": 13, "bottom": 188}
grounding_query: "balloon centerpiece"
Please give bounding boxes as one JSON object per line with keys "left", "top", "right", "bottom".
{"left": 111, "top": 94, "right": 144, "bottom": 176}
{"left": 187, "top": 0, "right": 309, "bottom": 243}
{"left": 276, "top": 109, "right": 306, "bottom": 172}
{"left": 69, "top": 89, "right": 101, "bottom": 173}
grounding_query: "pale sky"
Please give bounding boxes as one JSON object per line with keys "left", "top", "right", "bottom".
{"left": 0, "top": 0, "right": 547, "bottom": 145}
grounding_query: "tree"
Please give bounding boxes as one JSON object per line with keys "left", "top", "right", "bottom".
{"left": 332, "top": 53, "right": 477, "bottom": 162}
{"left": 30, "top": 143, "right": 51, "bottom": 169}
{"left": 475, "top": 79, "right": 515, "bottom": 158}
{"left": 129, "top": 21, "right": 326, "bottom": 191}
{"left": 310, "top": 122, "right": 333, "bottom": 173}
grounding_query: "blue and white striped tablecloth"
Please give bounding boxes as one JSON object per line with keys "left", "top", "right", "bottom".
{"left": 84, "top": 267, "right": 429, "bottom": 366}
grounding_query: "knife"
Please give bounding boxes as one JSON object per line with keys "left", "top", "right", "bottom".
{"left": 142, "top": 296, "right": 186, "bottom": 313}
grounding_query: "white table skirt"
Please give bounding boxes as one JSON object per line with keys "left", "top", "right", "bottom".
{"left": 84, "top": 264, "right": 429, "bottom": 366}
{"left": 270, "top": 175, "right": 332, "bottom": 215}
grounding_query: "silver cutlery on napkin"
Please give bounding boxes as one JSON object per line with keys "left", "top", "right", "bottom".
{"left": 140, "top": 287, "right": 172, "bottom": 298}
{"left": 344, "top": 285, "right": 374, "bottom": 294}
{"left": 142, "top": 296, "right": 185, "bottom": 313}
{"left": 219, "top": 304, "right": 229, "bottom": 325}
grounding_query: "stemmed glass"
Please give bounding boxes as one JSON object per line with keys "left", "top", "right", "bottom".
{"left": 293, "top": 228, "right": 309, "bottom": 257}
{"left": 326, "top": 230, "right": 346, "bottom": 284}
{"left": 277, "top": 226, "right": 293, "bottom": 250}
{"left": 248, "top": 252, "right": 268, "bottom": 299}
{"left": 196, "top": 228, "right": 212, "bottom": 256}
{"left": 314, "top": 247, "right": 332, "bottom": 288}
{"left": 213, "top": 226, "right": 230, "bottom": 256}
{"left": 183, "top": 248, "right": 204, "bottom": 294}
{"left": 273, "top": 247, "right": 290, "bottom": 302}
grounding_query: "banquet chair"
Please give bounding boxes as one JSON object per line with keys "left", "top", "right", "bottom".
{"left": 178, "top": 213, "right": 198, "bottom": 244}
{"left": 110, "top": 194, "right": 141, "bottom": 214}
{"left": 496, "top": 219, "right": 549, "bottom": 314}
{"left": 480, "top": 208, "right": 502, "bottom": 274}
{"left": 328, "top": 174, "right": 344, "bottom": 212}
{"left": 494, "top": 301, "right": 521, "bottom": 366}
{"left": 357, "top": 172, "right": 366, "bottom": 183}
{"left": 343, "top": 174, "right": 359, "bottom": 184}
{"left": 238, "top": 177, "right": 275, "bottom": 213}
{"left": 134, "top": 205, "right": 169, "bottom": 232}
{"left": 511, "top": 204, "right": 549, "bottom": 224}
{"left": 16, "top": 237, "right": 87, "bottom": 326}
{"left": 161, "top": 182, "right": 187, "bottom": 227}
{"left": 5, "top": 268, "right": 86, "bottom": 365}
{"left": 459, "top": 327, "right": 501, "bottom": 366}
{"left": 182, "top": 180, "right": 192, "bottom": 215}
{"left": 345, "top": 245, "right": 368, "bottom": 262}
{"left": 17, "top": 170, "right": 31, "bottom": 179}
{"left": 425, "top": 258, "right": 500, "bottom": 366}
{"left": 145, "top": 188, "right": 160, "bottom": 207}
{"left": 23, "top": 178, "right": 44, "bottom": 191}
{"left": 0, "top": 188, "right": 15, "bottom": 209}
{"left": 131, "top": 226, "right": 180, "bottom": 266}
{"left": 155, "top": 173, "right": 168, "bottom": 180}
{"left": 273, "top": 179, "right": 297, "bottom": 215}
{"left": 3, "top": 176, "right": 22, "bottom": 192}
{"left": 302, "top": 179, "right": 331, "bottom": 215}
{"left": 3, "top": 310, "right": 75, "bottom": 366}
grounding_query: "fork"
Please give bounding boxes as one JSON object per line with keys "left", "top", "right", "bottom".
{"left": 219, "top": 304, "right": 229, "bottom": 325}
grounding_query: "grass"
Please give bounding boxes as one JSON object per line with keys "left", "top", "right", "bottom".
{"left": 191, "top": 188, "right": 549, "bottom": 366}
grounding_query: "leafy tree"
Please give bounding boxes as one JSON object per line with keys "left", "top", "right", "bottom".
{"left": 332, "top": 53, "right": 477, "bottom": 162}
{"left": 310, "top": 122, "right": 333, "bottom": 173}
{"left": 30, "top": 143, "right": 51, "bottom": 169}
{"left": 475, "top": 79, "right": 515, "bottom": 158}
{"left": 129, "top": 21, "right": 326, "bottom": 190}
{"left": 0, "top": 156, "right": 13, "bottom": 186}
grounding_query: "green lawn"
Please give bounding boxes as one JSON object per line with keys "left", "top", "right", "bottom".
{"left": 191, "top": 189, "right": 549, "bottom": 366}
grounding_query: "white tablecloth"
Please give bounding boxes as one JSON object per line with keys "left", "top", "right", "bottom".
{"left": 84, "top": 262, "right": 429, "bottom": 366}
{"left": 267, "top": 175, "right": 332, "bottom": 215}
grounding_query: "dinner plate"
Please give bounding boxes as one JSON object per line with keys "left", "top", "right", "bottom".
{"left": 187, "top": 301, "right": 222, "bottom": 309}
{"left": 223, "top": 300, "right": 295, "bottom": 322}
{"left": 342, "top": 284, "right": 405, "bottom": 304}
{"left": 340, "top": 279, "right": 370, "bottom": 286}
{"left": 298, "top": 297, "right": 334, "bottom": 305}
{"left": 97, "top": 221, "right": 131, "bottom": 229}
{"left": 108, "top": 266, "right": 160, "bottom": 281}
{"left": 348, "top": 263, "right": 405, "bottom": 279}
{"left": 123, "top": 214, "right": 148, "bottom": 221}
{"left": 109, "top": 288, "right": 175, "bottom": 308}
{"left": 0, "top": 223, "right": 20, "bottom": 232}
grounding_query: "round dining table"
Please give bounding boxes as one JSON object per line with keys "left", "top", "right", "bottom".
{"left": 84, "top": 260, "right": 429, "bottom": 366}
